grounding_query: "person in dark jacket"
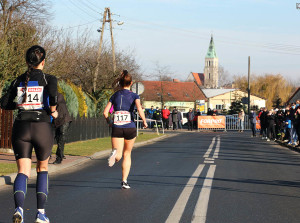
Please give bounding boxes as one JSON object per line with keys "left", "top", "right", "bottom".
{"left": 249, "top": 110, "right": 256, "bottom": 137}
{"left": 267, "top": 110, "right": 276, "bottom": 141}
{"left": 187, "top": 108, "right": 195, "bottom": 131}
{"left": 177, "top": 109, "right": 183, "bottom": 130}
{"left": 172, "top": 107, "right": 178, "bottom": 130}
{"left": 259, "top": 108, "right": 268, "bottom": 139}
{"left": 53, "top": 93, "right": 72, "bottom": 164}
{"left": 153, "top": 107, "right": 162, "bottom": 128}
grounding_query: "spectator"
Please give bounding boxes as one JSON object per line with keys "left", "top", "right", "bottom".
{"left": 153, "top": 107, "right": 162, "bottom": 128}
{"left": 147, "top": 106, "right": 155, "bottom": 128}
{"left": 295, "top": 105, "right": 300, "bottom": 147}
{"left": 238, "top": 110, "right": 245, "bottom": 132}
{"left": 177, "top": 109, "right": 183, "bottom": 130}
{"left": 53, "top": 93, "right": 72, "bottom": 164}
{"left": 260, "top": 108, "right": 268, "bottom": 139}
{"left": 187, "top": 108, "right": 195, "bottom": 131}
{"left": 249, "top": 110, "right": 256, "bottom": 137}
{"left": 161, "top": 106, "right": 170, "bottom": 130}
{"left": 285, "top": 110, "right": 294, "bottom": 145}
{"left": 207, "top": 108, "right": 213, "bottom": 115}
{"left": 267, "top": 110, "right": 276, "bottom": 141}
{"left": 172, "top": 107, "right": 178, "bottom": 130}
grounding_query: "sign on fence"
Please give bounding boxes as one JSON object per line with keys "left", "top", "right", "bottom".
{"left": 198, "top": 116, "right": 226, "bottom": 129}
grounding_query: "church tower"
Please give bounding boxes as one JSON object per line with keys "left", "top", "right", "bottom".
{"left": 204, "top": 35, "right": 218, "bottom": 88}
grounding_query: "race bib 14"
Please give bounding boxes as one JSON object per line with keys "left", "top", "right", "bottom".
{"left": 17, "top": 86, "right": 44, "bottom": 110}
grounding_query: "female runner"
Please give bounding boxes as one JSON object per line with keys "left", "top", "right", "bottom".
{"left": 0, "top": 45, "right": 58, "bottom": 223}
{"left": 103, "top": 70, "right": 147, "bottom": 189}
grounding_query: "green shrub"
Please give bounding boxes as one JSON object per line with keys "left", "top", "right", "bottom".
{"left": 84, "top": 93, "right": 97, "bottom": 117}
{"left": 58, "top": 80, "right": 79, "bottom": 118}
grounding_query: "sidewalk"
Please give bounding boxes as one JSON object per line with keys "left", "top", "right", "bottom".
{"left": 0, "top": 133, "right": 174, "bottom": 187}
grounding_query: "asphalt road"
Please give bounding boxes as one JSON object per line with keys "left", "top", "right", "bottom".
{"left": 1, "top": 131, "right": 300, "bottom": 223}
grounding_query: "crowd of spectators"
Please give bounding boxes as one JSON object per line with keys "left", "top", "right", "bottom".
{"left": 257, "top": 100, "right": 300, "bottom": 147}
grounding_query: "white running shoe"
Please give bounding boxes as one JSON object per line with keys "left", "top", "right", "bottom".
{"left": 108, "top": 149, "right": 117, "bottom": 167}
{"left": 121, "top": 181, "right": 131, "bottom": 189}
{"left": 12, "top": 207, "right": 23, "bottom": 223}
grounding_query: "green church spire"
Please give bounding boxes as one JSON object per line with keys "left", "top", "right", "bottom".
{"left": 206, "top": 35, "right": 217, "bottom": 58}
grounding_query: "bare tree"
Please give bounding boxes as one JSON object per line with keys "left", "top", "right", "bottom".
{"left": 218, "top": 65, "right": 232, "bottom": 87}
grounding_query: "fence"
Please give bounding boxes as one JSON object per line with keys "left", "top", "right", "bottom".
{"left": 0, "top": 109, "right": 14, "bottom": 149}
{"left": 0, "top": 108, "right": 110, "bottom": 148}
{"left": 66, "top": 116, "right": 111, "bottom": 143}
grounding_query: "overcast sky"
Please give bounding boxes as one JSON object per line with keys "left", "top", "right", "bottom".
{"left": 51, "top": 0, "right": 300, "bottom": 82}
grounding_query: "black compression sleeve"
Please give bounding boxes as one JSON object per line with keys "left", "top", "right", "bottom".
{"left": 47, "top": 75, "right": 58, "bottom": 106}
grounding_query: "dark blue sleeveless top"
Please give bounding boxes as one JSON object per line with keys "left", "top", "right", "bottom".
{"left": 109, "top": 89, "right": 139, "bottom": 128}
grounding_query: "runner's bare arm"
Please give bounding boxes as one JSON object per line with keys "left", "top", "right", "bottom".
{"left": 103, "top": 102, "right": 113, "bottom": 125}
{"left": 135, "top": 99, "right": 148, "bottom": 128}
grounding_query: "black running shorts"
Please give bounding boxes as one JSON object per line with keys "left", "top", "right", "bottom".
{"left": 12, "top": 121, "right": 54, "bottom": 161}
{"left": 111, "top": 128, "right": 137, "bottom": 140}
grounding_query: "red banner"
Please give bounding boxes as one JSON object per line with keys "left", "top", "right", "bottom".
{"left": 198, "top": 116, "right": 226, "bottom": 129}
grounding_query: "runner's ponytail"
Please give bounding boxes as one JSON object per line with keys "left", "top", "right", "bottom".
{"left": 112, "top": 70, "right": 132, "bottom": 91}
{"left": 22, "top": 45, "right": 46, "bottom": 103}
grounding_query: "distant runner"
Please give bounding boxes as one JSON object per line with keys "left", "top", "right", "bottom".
{"left": 103, "top": 70, "right": 147, "bottom": 189}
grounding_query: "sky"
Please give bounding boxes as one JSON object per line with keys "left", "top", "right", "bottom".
{"left": 51, "top": 0, "right": 300, "bottom": 82}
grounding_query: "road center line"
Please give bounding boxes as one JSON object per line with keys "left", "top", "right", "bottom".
{"left": 165, "top": 164, "right": 205, "bottom": 223}
{"left": 192, "top": 165, "right": 216, "bottom": 223}
{"left": 203, "top": 137, "right": 216, "bottom": 158}
{"left": 212, "top": 137, "right": 220, "bottom": 159}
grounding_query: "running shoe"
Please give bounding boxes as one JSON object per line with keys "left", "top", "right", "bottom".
{"left": 121, "top": 181, "right": 131, "bottom": 189}
{"left": 35, "top": 211, "right": 50, "bottom": 223}
{"left": 267, "top": 138, "right": 270, "bottom": 142}
{"left": 108, "top": 149, "right": 117, "bottom": 167}
{"left": 12, "top": 207, "right": 23, "bottom": 223}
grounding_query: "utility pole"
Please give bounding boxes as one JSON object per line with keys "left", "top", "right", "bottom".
{"left": 93, "top": 7, "right": 117, "bottom": 93}
{"left": 248, "top": 56, "right": 250, "bottom": 115}
{"left": 107, "top": 8, "right": 117, "bottom": 73}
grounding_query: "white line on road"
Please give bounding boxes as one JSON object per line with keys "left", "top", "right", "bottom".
{"left": 203, "top": 137, "right": 216, "bottom": 158}
{"left": 166, "top": 164, "right": 205, "bottom": 223}
{"left": 192, "top": 165, "right": 216, "bottom": 223}
{"left": 212, "top": 136, "right": 220, "bottom": 159}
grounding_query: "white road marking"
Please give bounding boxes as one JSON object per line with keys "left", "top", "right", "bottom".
{"left": 166, "top": 164, "right": 205, "bottom": 223}
{"left": 192, "top": 165, "right": 216, "bottom": 223}
{"left": 203, "top": 137, "right": 216, "bottom": 158}
{"left": 204, "top": 160, "right": 214, "bottom": 164}
{"left": 212, "top": 137, "right": 220, "bottom": 159}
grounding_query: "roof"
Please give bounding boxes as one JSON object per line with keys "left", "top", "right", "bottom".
{"left": 192, "top": 72, "right": 205, "bottom": 86}
{"left": 202, "top": 88, "right": 266, "bottom": 100}
{"left": 202, "top": 89, "right": 236, "bottom": 98}
{"left": 140, "top": 81, "right": 207, "bottom": 102}
{"left": 287, "top": 87, "right": 300, "bottom": 104}
{"left": 206, "top": 35, "right": 217, "bottom": 58}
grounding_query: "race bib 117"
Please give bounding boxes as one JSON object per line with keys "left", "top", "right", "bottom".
{"left": 113, "top": 111, "right": 131, "bottom": 126}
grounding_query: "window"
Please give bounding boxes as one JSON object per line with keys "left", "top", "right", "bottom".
{"left": 216, "top": 104, "right": 222, "bottom": 110}
{"left": 209, "top": 73, "right": 210, "bottom": 79}
{"left": 209, "top": 61, "right": 210, "bottom": 66}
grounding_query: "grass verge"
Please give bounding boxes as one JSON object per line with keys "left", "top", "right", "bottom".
{"left": 0, "top": 132, "right": 161, "bottom": 176}
{"left": 52, "top": 132, "right": 161, "bottom": 156}
{"left": 0, "top": 163, "right": 36, "bottom": 177}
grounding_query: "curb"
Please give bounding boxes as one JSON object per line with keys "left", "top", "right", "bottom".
{"left": 275, "top": 140, "right": 300, "bottom": 153}
{"left": 0, "top": 133, "right": 176, "bottom": 187}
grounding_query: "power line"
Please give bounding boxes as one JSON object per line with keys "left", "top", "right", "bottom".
{"left": 73, "top": 0, "right": 103, "bottom": 16}
{"left": 52, "top": 19, "right": 98, "bottom": 32}
{"left": 66, "top": 0, "right": 99, "bottom": 20}
{"left": 120, "top": 15, "right": 300, "bottom": 56}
